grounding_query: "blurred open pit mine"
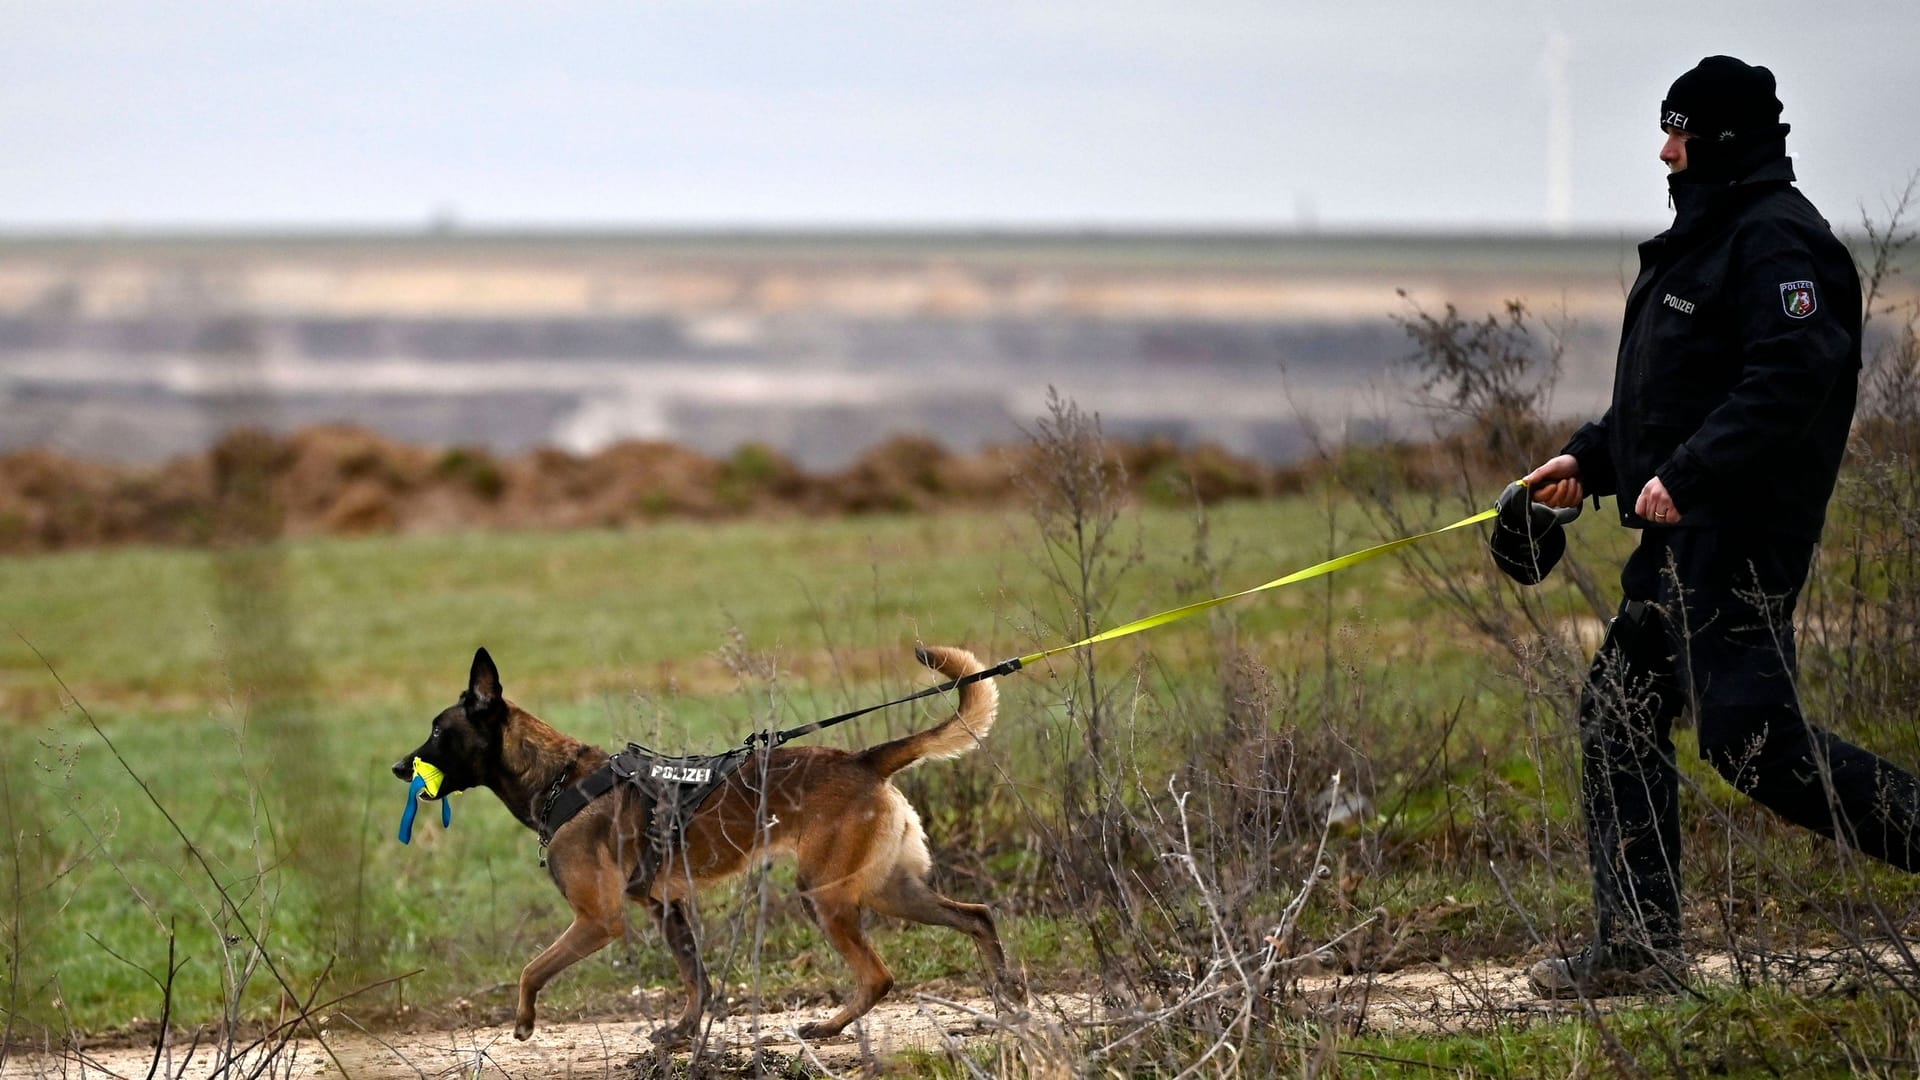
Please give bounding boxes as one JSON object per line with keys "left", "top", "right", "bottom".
{"left": 0, "top": 230, "right": 1701, "bottom": 469}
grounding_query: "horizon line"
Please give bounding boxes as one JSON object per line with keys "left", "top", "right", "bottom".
{"left": 0, "top": 221, "right": 1667, "bottom": 243}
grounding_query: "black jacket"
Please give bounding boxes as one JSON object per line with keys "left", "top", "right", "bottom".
{"left": 1562, "top": 155, "right": 1861, "bottom": 540}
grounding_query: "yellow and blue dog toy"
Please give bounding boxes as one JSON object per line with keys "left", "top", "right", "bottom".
{"left": 397, "top": 757, "right": 452, "bottom": 844}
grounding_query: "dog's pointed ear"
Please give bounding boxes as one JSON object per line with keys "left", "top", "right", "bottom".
{"left": 469, "top": 647, "right": 503, "bottom": 711}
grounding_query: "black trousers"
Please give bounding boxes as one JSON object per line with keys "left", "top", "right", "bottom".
{"left": 1579, "top": 527, "right": 1920, "bottom": 948}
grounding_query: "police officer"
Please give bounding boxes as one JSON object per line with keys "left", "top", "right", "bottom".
{"left": 1521, "top": 55, "right": 1920, "bottom": 997}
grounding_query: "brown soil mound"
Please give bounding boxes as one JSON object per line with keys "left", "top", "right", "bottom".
{"left": 0, "top": 426, "right": 1326, "bottom": 554}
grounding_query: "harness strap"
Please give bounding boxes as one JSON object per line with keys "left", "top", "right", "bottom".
{"left": 540, "top": 759, "right": 624, "bottom": 843}
{"left": 537, "top": 745, "right": 751, "bottom": 867}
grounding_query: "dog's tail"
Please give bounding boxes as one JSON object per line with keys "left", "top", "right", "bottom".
{"left": 857, "top": 646, "right": 1000, "bottom": 778}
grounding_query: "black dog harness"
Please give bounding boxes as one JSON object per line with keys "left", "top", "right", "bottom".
{"left": 531, "top": 654, "right": 1019, "bottom": 879}
{"left": 537, "top": 743, "right": 751, "bottom": 886}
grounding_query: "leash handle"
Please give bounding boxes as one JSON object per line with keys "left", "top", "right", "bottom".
{"left": 1500, "top": 479, "right": 1582, "bottom": 526}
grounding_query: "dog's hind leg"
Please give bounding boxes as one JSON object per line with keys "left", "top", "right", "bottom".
{"left": 642, "top": 897, "right": 709, "bottom": 1047}
{"left": 794, "top": 896, "right": 894, "bottom": 1041}
{"left": 868, "top": 870, "right": 1026, "bottom": 1005}
{"left": 515, "top": 863, "right": 625, "bottom": 1039}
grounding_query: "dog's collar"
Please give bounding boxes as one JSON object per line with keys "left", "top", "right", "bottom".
{"left": 537, "top": 771, "right": 570, "bottom": 838}
{"left": 536, "top": 747, "right": 593, "bottom": 841}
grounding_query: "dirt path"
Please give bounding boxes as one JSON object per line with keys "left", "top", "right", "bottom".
{"left": 12, "top": 991, "right": 1038, "bottom": 1080}
{"left": 11, "top": 948, "right": 1894, "bottom": 1078}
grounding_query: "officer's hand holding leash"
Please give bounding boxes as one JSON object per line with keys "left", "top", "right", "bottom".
{"left": 1522, "top": 454, "right": 1586, "bottom": 510}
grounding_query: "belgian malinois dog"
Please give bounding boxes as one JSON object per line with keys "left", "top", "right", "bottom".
{"left": 392, "top": 645, "right": 1019, "bottom": 1044}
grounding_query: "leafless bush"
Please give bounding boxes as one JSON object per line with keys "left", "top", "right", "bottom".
{"left": 1378, "top": 296, "right": 1610, "bottom": 669}
{"left": 1009, "top": 390, "right": 1144, "bottom": 915}
{"left": 1398, "top": 295, "right": 1562, "bottom": 470}
{"left": 958, "top": 391, "right": 1438, "bottom": 1074}
{"left": 1807, "top": 174, "right": 1920, "bottom": 763}
{"left": 1, "top": 752, "right": 29, "bottom": 1073}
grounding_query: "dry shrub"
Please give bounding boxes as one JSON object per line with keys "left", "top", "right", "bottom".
{"left": 1396, "top": 295, "right": 1562, "bottom": 471}
{"left": 1804, "top": 212, "right": 1920, "bottom": 765}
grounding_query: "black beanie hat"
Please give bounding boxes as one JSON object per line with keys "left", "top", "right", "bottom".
{"left": 1666, "top": 56, "right": 1781, "bottom": 160}
{"left": 1489, "top": 482, "right": 1577, "bottom": 586}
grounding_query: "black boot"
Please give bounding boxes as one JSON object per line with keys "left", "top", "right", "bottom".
{"left": 1528, "top": 939, "right": 1689, "bottom": 999}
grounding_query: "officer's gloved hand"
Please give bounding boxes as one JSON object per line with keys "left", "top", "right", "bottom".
{"left": 1490, "top": 481, "right": 1581, "bottom": 585}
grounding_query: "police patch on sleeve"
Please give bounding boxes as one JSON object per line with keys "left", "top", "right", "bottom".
{"left": 1780, "top": 280, "right": 1818, "bottom": 319}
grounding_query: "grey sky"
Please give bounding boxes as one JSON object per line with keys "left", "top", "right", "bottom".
{"left": 3, "top": 1, "right": 1915, "bottom": 233}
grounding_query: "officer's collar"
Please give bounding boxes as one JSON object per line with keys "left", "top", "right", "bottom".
{"left": 1662, "top": 150, "right": 1795, "bottom": 242}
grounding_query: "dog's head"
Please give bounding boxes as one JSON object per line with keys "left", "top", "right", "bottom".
{"left": 392, "top": 647, "right": 508, "bottom": 798}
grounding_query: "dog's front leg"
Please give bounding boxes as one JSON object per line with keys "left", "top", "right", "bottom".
{"left": 644, "top": 898, "right": 710, "bottom": 1046}
{"left": 516, "top": 894, "right": 624, "bottom": 1039}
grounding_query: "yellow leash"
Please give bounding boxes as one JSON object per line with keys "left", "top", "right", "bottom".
{"left": 1014, "top": 504, "right": 1500, "bottom": 666}
{"left": 761, "top": 496, "right": 1505, "bottom": 747}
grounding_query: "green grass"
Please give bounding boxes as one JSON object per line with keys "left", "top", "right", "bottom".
{"left": 901, "top": 987, "right": 1920, "bottom": 1080}
{"left": 5, "top": 493, "right": 1919, "bottom": 1076}
{"left": 0, "top": 498, "right": 1521, "bottom": 711}
{"left": 7, "top": 498, "right": 1499, "bottom": 1029}
{"left": 1330, "top": 985, "right": 1920, "bottom": 1078}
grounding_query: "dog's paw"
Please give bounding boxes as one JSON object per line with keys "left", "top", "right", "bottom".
{"left": 794, "top": 1021, "right": 844, "bottom": 1041}
{"left": 513, "top": 1016, "right": 535, "bottom": 1041}
{"left": 647, "top": 1024, "right": 692, "bottom": 1048}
